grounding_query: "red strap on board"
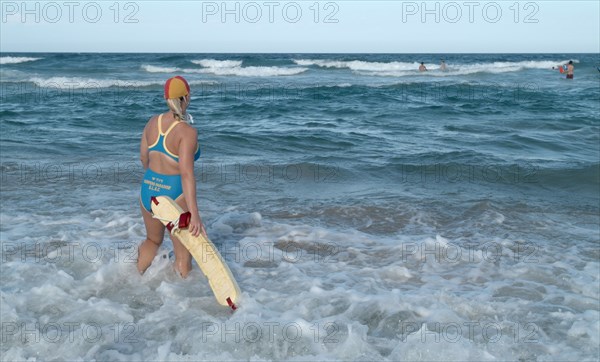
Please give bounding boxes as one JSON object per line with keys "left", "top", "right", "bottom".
{"left": 178, "top": 212, "right": 191, "bottom": 229}
{"left": 226, "top": 297, "right": 237, "bottom": 310}
{"left": 151, "top": 197, "right": 159, "bottom": 205}
{"left": 165, "top": 212, "right": 191, "bottom": 233}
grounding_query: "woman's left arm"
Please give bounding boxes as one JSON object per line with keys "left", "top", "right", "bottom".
{"left": 140, "top": 122, "right": 150, "bottom": 169}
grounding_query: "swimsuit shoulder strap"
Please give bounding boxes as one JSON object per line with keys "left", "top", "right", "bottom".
{"left": 157, "top": 114, "right": 164, "bottom": 135}
{"left": 148, "top": 114, "right": 164, "bottom": 148}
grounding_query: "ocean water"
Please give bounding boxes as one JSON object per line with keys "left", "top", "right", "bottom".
{"left": 0, "top": 53, "right": 599, "bottom": 361}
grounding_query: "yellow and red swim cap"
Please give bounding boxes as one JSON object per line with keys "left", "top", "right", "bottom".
{"left": 164, "top": 76, "right": 190, "bottom": 99}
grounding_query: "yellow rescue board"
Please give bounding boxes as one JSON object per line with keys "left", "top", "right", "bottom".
{"left": 150, "top": 196, "right": 241, "bottom": 310}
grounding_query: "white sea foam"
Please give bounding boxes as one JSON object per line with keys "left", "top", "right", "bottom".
{"left": 191, "top": 59, "right": 243, "bottom": 68}
{"left": 294, "top": 58, "right": 577, "bottom": 76}
{"left": 196, "top": 65, "right": 307, "bottom": 77}
{"left": 142, "top": 60, "right": 304, "bottom": 77}
{"left": 190, "top": 58, "right": 307, "bottom": 77}
{"left": 27, "top": 76, "right": 217, "bottom": 89}
{"left": 141, "top": 65, "right": 210, "bottom": 74}
{"left": 294, "top": 58, "right": 417, "bottom": 72}
{"left": 1, "top": 186, "right": 598, "bottom": 360}
{"left": 141, "top": 64, "right": 181, "bottom": 73}
{"left": 29, "top": 76, "right": 159, "bottom": 89}
{"left": 0, "top": 56, "right": 41, "bottom": 65}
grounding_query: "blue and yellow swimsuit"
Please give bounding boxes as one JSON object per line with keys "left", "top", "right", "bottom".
{"left": 140, "top": 114, "right": 200, "bottom": 212}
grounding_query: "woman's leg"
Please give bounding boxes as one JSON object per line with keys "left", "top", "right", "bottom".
{"left": 138, "top": 202, "right": 166, "bottom": 274}
{"left": 171, "top": 196, "right": 194, "bottom": 278}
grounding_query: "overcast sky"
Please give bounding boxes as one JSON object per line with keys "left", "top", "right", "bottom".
{"left": 1, "top": 1, "right": 598, "bottom": 53}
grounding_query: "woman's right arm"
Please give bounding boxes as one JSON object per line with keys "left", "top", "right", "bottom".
{"left": 179, "top": 128, "right": 205, "bottom": 237}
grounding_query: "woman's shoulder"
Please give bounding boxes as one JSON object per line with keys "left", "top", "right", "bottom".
{"left": 148, "top": 114, "right": 161, "bottom": 124}
{"left": 143, "top": 114, "right": 160, "bottom": 130}
{"left": 175, "top": 121, "right": 198, "bottom": 136}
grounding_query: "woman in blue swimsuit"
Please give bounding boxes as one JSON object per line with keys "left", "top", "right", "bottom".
{"left": 138, "top": 76, "right": 205, "bottom": 277}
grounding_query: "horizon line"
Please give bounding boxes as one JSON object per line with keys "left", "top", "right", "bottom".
{"left": 1, "top": 51, "right": 597, "bottom": 55}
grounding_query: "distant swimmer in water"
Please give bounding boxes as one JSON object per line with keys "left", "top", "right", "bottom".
{"left": 440, "top": 59, "right": 447, "bottom": 71}
{"left": 419, "top": 62, "right": 427, "bottom": 71}
{"left": 566, "top": 60, "right": 574, "bottom": 79}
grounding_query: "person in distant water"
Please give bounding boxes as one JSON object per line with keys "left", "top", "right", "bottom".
{"left": 440, "top": 59, "right": 447, "bottom": 71}
{"left": 138, "top": 75, "right": 206, "bottom": 278}
{"left": 419, "top": 62, "right": 427, "bottom": 71}
{"left": 566, "top": 60, "right": 574, "bottom": 79}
